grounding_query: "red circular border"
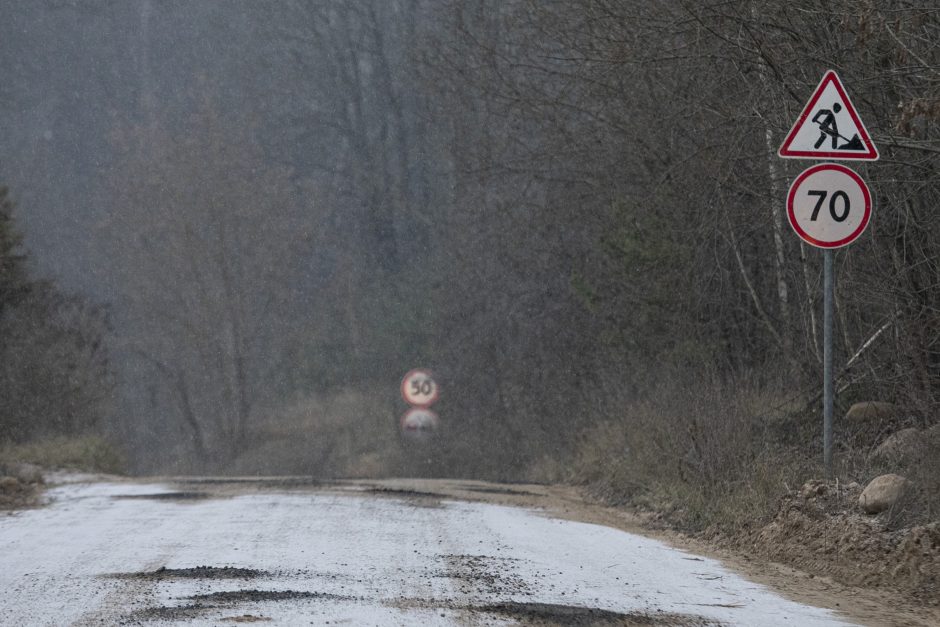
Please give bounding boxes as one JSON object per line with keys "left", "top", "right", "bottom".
{"left": 786, "top": 163, "right": 872, "bottom": 249}
{"left": 400, "top": 368, "right": 439, "bottom": 407}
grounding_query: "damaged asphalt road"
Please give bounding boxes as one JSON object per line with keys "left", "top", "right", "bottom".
{"left": 0, "top": 478, "right": 856, "bottom": 626}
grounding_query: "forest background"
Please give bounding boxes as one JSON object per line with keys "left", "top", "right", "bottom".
{"left": 0, "top": 1, "right": 938, "bottom": 530}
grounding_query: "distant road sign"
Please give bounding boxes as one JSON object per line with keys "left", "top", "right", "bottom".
{"left": 778, "top": 70, "right": 879, "bottom": 161}
{"left": 400, "top": 407, "right": 439, "bottom": 441}
{"left": 401, "top": 369, "right": 439, "bottom": 407}
{"left": 787, "top": 163, "right": 872, "bottom": 249}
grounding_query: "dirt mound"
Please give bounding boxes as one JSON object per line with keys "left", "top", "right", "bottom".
{"left": 0, "top": 466, "right": 43, "bottom": 509}
{"left": 734, "top": 481, "right": 940, "bottom": 601}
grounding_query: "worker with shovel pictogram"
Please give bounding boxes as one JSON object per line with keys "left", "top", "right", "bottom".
{"left": 812, "top": 103, "right": 864, "bottom": 151}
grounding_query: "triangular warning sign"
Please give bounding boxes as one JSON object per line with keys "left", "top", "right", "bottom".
{"left": 778, "top": 70, "right": 879, "bottom": 161}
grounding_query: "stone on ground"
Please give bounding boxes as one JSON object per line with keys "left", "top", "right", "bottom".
{"left": 871, "top": 428, "right": 925, "bottom": 466}
{"left": 845, "top": 401, "right": 900, "bottom": 422}
{"left": 859, "top": 473, "right": 910, "bottom": 515}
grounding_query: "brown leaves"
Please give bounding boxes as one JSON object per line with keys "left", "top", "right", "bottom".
{"left": 896, "top": 98, "right": 940, "bottom": 136}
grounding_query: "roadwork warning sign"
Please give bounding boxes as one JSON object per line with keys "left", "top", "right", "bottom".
{"left": 778, "top": 70, "right": 879, "bottom": 161}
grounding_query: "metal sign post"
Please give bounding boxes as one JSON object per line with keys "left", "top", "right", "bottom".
{"left": 823, "top": 250, "right": 834, "bottom": 476}
{"left": 779, "top": 70, "right": 878, "bottom": 475}
{"left": 786, "top": 163, "right": 870, "bottom": 475}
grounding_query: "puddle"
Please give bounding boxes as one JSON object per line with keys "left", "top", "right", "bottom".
{"left": 176, "top": 477, "right": 325, "bottom": 488}
{"left": 361, "top": 487, "right": 445, "bottom": 508}
{"left": 363, "top": 487, "right": 442, "bottom": 499}
{"left": 462, "top": 486, "right": 541, "bottom": 497}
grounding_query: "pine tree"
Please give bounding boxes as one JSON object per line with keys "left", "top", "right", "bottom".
{"left": 0, "top": 186, "right": 30, "bottom": 312}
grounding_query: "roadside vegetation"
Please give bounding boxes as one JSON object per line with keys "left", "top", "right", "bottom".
{"left": 568, "top": 379, "right": 940, "bottom": 596}
{"left": 0, "top": 186, "right": 120, "bottom": 506}
{"left": 1, "top": 436, "right": 124, "bottom": 475}
{"left": 414, "top": 1, "right": 939, "bottom": 602}
{"left": 418, "top": 0, "right": 939, "bottom": 535}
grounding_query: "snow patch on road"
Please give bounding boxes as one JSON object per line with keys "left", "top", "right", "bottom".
{"left": 0, "top": 481, "right": 857, "bottom": 626}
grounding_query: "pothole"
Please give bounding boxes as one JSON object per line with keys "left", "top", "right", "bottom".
{"left": 127, "top": 589, "right": 357, "bottom": 623}
{"left": 127, "top": 603, "right": 216, "bottom": 621}
{"left": 475, "top": 602, "right": 722, "bottom": 626}
{"left": 112, "top": 491, "right": 210, "bottom": 501}
{"left": 186, "top": 589, "right": 358, "bottom": 603}
{"left": 439, "top": 554, "right": 530, "bottom": 595}
{"left": 387, "top": 599, "right": 719, "bottom": 626}
{"left": 109, "top": 565, "right": 268, "bottom": 580}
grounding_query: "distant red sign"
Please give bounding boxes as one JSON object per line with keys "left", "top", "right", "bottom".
{"left": 401, "top": 369, "right": 439, "bottom": 407}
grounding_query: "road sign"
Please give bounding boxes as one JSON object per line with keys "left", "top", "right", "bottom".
{"left": 400, "top": 407, "right": 439, "bottom": 441}
{"left": 401, "top": 369, "right": 439, "bottom": 407}
{"left": 778, "top": 70, "right": 878, "bottom": 161}
{"left": 787, "top": 163, "right": 871, "bottom": 249}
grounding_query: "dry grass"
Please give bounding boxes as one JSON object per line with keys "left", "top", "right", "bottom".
{"left": 226, "top": 390, "right": 410, "bottom": 478}
{"left": 572, "top": 371, "right": 940, "bottom": 537}
{"left": 572, "top": 377, "right": 824, "bottom": 532}
{"left": 0, "top": 435, "right": 125, "bottom": 474}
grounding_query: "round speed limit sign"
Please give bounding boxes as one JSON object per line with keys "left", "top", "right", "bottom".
{"left": 787, "top": 163, "right": 872, "bottom": 249}
{"left": 401, "top": 369, "right": 439, "bottom": 407}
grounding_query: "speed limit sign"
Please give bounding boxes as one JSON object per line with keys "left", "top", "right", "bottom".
{"left": 787, "top": 163, "right": 872, "bottom": 249}
{"left": 401, "top": 369, "right": 438, "bottom": 407}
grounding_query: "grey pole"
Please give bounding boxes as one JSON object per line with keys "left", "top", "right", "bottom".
{"left": 823, "top": 249, "right": 834, "bottom": 476}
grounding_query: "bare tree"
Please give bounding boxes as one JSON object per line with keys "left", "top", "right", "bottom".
{"left": 100, "top": 98, "right": 311, "bottom": 459}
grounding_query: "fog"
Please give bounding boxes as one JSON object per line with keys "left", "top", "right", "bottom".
{"left": 2, "top": 1, "right": 448, "bottom": 474}
{"left": 1, "top": 1, "right": 938, "bottom": 493}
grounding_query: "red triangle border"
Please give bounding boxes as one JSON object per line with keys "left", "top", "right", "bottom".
{"left": 778, "top": 70, "right": 879, "bottom": 161}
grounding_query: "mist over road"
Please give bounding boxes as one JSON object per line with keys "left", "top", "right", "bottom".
{"left": 0, "top": 478, "right": 856, "bottom": 626}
